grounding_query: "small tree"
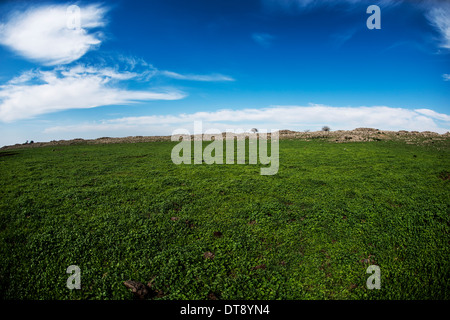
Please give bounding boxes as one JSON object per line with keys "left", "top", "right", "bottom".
{"left": 322, "top": 126, "right": 331, "bottom": 132}
{"left": 250, "top": 128, "right": 258, "bottom": 133}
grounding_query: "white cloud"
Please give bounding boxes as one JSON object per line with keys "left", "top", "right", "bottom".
{"left": 160, "top": 71, "right": 235, "bottom": 82}
{"left": 43, "top": 104, "right": 450, "bottom": 135}
{"left": 415, "top": 108, "right": 450, "bottom": 122}
{"left": 0, "top": 65, "right": 186, "bottom": 122}
{"left": 442, "top": 74, "right": 450, "bottom": 81}
{"left": 0, "top": 4, "right": 107, "bottom": 65}
{"left": 426, "top": 3, "right": 450, "bottom": 50}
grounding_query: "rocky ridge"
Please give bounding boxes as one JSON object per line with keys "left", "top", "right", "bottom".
{"left": 2, "top": 127, "right": 449, "bottom": 150}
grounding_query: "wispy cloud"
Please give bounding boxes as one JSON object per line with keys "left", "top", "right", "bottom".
{"left": 262, "top": 0, "right": 401, "bottom": 12}
{"left": 252, "top": 33, "right": 274, "bottom": 47}
{"left": 415, "top": 108, "right": 450, "bottom": 122}
{"left": 0, "top": 3, "right": 107, "bottom": 65}
{"left": 425, "top": 3, "right": 450, "bottom": 50}
{"left": 44, "top": 104, "right": 450, "bottom": 135}
{"left": 0, "top": 65, "right": 185, "bottom": 122}
{"left": 159, "top": 71, "right": 235, "bottom": 82}
{"left": 330, "top": 29, "right": 357, "bottom": 48}
{"left": 0, "top": 57, "right": 236, "bottom": 122}
{"left": 443, "top": 74, "right": 450, "bottom": 81}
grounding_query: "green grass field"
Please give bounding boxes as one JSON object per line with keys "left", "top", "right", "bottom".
{"left": 0, "top": 138, "right": 449, "bottom": 299}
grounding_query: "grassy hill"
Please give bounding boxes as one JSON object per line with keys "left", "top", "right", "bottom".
{"left": 0, "top": 136, "right": 448, "bottom": 299}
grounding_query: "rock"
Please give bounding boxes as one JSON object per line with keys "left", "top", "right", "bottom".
{"left": 2, "top": 128, "right": 448, "bottom": 151}
{"left": 353, "top": 128, "right": 379, "bottom": 132}
{"left": 203, "top": 251, "right": 215, "bottom": 259}
{"left": 207, "top": 292, "right": 219, "bottom": 300}
{"left": 123, "top": 280, "right": 150, "bottom": 300}
{"left": 252, "top": 264, "right": 266, "bottom": 270}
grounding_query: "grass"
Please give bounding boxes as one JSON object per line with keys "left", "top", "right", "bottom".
{"left": 0, "top": 138, "right": 449, "bottom": 299}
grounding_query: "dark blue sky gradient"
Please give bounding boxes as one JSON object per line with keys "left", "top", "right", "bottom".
{"left": 97, "top": 0, "right": 449, "bottom": 112}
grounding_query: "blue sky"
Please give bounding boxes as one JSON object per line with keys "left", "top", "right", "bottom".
{"left": 0, "top": 0, "right": 449, "bottom": 146}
